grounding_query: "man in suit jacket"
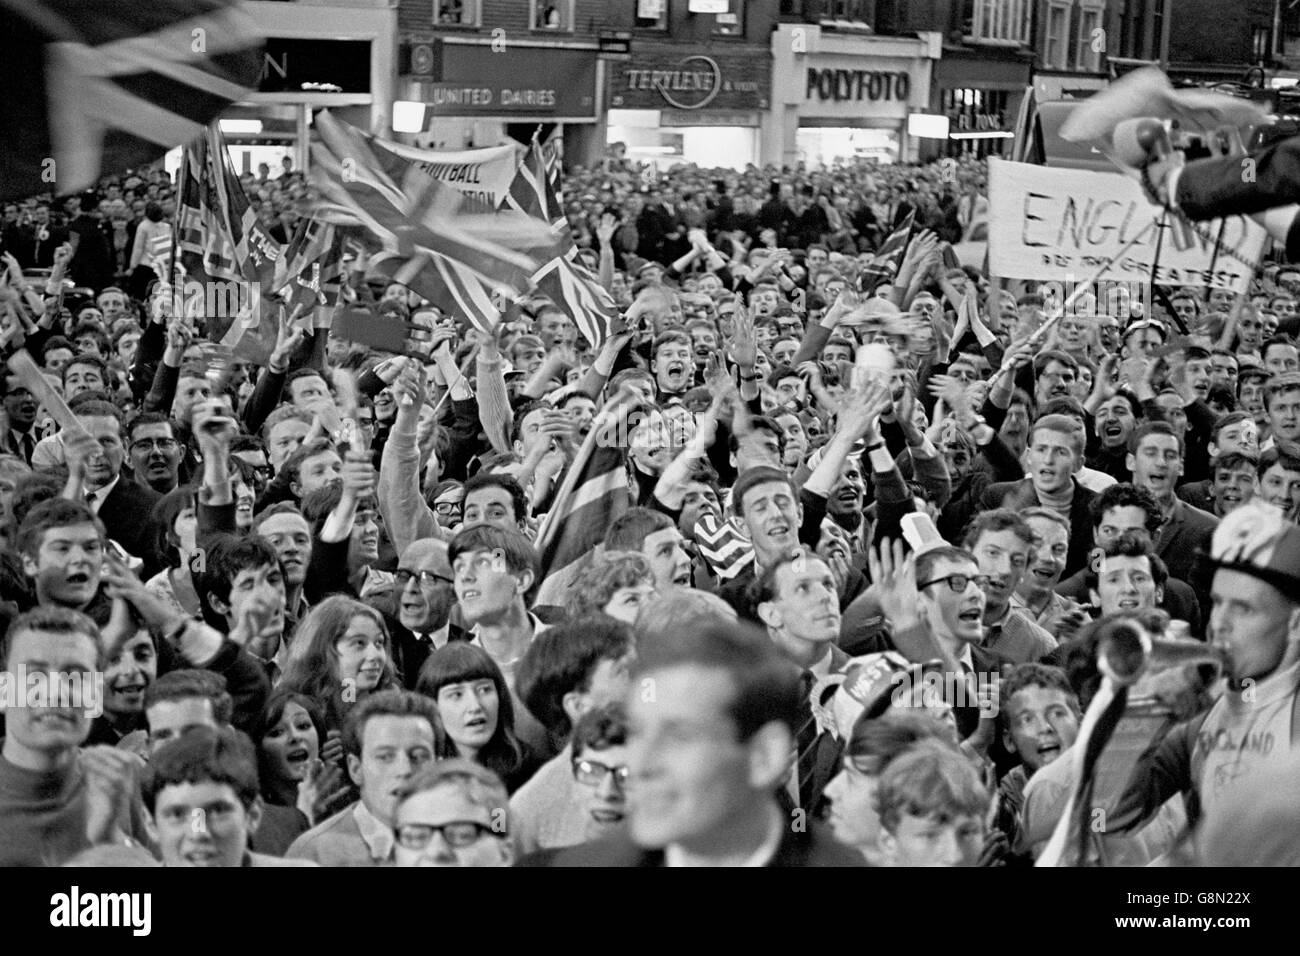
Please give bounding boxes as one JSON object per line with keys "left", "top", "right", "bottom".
{"left": 64, "top": 400, "right": 163, "bottom": 578}
{"left": 751, "top": 551, "right": 850, "bottom": 814}
{"left": 531, "top": 617, "right": 864, "bottom": 867}
{"left": 980, "top": 413, "right": 1099, "bottom": 579}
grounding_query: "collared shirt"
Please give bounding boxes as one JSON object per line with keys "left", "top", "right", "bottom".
{"left": 1011, "top": 590, "right": 1081, "bottom": 630}
{"left": 983, "top": 604, "right": 1058, "bottom": 664}
{"left": 664, "top": 804, "right": 784, "bottom": 868}
{"left": 352, "top": 801, "right": 395, "bottom": 863}
{"left": 85, "top": 475, "right": 120, "bottom": 513}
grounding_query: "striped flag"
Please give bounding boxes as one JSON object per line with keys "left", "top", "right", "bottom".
{"left": 273, "top": 217, "right": 345, "bottom": 327}
{"left": 533, "top": 393, "right": 638, "bottom": 607}
{"left": 501, "top": 139, "right": 617, "bottom": 348}
{"left": 693, "top": 511, "right": 755, "bottom": 581}
{"left": 309, "top": 111, "right": 550, "bottom": 332}
{"left": 858, "top": 210, "right": 915, "bottom": 294}
{"left": 0, "top": 0, "right": 265, "bottom": 201}
{"left": 147, "top": 228, "right": 175, "bottom": 279}
{"left": 174, "top": 124, "right": 283, "bottom": 358}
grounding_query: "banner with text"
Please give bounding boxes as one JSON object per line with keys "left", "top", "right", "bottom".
{"left": 373, "top": 139, "right": 521, "bottom": 213}
{"left": 987, "top": 158, "right": 1266, "bottom": 293}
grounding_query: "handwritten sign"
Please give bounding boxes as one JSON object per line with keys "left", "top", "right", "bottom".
{"left": 987, "top": 158, "right": 1266, "bottom": 293}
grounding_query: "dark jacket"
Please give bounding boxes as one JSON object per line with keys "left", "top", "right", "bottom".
{"left": 980, "top": 478, "right": 1097, "bottom": 579}
{"left": 100, "top": 477, "right": 164, "bottom": 579}
{"left": 521, "top": 819, "right": 866, "bottom": 867}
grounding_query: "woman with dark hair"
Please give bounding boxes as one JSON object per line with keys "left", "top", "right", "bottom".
{"left": 253, "top": 688, "right": 351, "bottom": 827}
{"left": 417, "top": 643, "right": 539, "bottom": 793}
{"left": 280, "top": 595, "right": 399, "bottom": 733}
{"left": 143, "top": 485, "right": 202, "bottom": 620}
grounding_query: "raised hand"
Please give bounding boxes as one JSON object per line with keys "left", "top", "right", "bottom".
{"left": 595, "top": 212, "right": 619, "bottom": 244}
{"left": 296, "top": 758, "right": 349, "bottom": 827}
{"left": 191, "top": 398, "right": 239, "bottom": 456}
{"left": 63, "top": 429, "right": 103, "bottom": 484}
{"left": 866, "top": 537, "right": 921, "bottom": 633}
{"left": 339, "top": 451, "right": 377, "bottom": 500}
{"left": 726, "top": 300, "right": 758, "bottom": 369}
{"left": 270, "top": 305, "right": 307, "bottom": 368}
{"left": 82, "top": 746, "right": 143, "bottom": 845}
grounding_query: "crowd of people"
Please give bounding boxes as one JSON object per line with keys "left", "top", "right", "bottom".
{"left": 0, "top": 140, "right": 1298, "bottom": 869}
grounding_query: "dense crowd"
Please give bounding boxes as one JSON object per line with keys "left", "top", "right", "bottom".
{"left": 0, "top": 141, "right": 1298, "bottom": 868}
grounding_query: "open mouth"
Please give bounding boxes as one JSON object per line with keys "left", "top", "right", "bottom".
{"left": 1116, "top": 598, "right": 1141, "bottom": 610}
{"left": 461, "top": 589, "right": 481, "bottom": 601}
{"left": 464, "top": 716, "right": 488, "bottom": 732}
{"left": 957, "top": 608, "right": 983, "bottom": 624}
{"left": 672, "top": 571, "right": 691, "bottom": 586}
{"left": 1101, "top": 422, "right": 1123, "bottom": 439}
{"left": 1031, "top": 567, "right": 1056, "bottom": 584}
{"left": 182, "top": 849, "right": 218, "bottom": 865}
{"left": 1037, "top": 742, "right": 1061, "bottom": 762}
{"left": 765, "top": 523, "right": 791, "bottom": 539}
{"left": 64, "top": 571, "right": 91, "bottom": 586}
{"left": 666, "top": 362, "right": 686, "bottom": 379}
{"left": 590, "top": 809, "right": 625, "bottom": 824}
{"left": 286, "top": 745, "right": 310, "bottom": 765}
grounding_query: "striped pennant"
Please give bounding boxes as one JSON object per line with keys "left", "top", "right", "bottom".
{"left": 0, "top": 0, "right": 265, "bottom": 200}
{"left": 858, "top": 209, "right": 915, "bottom": 294}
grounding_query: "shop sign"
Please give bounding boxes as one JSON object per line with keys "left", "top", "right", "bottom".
{"left": 805, "top": 68, "right": 911, "bottom": 103}
{"left": 613, "top": 52, "right": 768, "bottom": 111}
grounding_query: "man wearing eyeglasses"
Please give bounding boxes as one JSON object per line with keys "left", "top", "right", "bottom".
{"left": 393, "top": 760, "right": 512, "bottom": 867}
{"left": 126, "top": 412, "right": 183, "bottom": 494}
{"left": 569, "top": 702, "right": 631, "bottom": 843}
{"left": 382, "top": 538, "right": 458, "bottom": 690}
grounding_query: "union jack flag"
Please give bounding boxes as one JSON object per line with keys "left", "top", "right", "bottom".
{"left": 0, "top": 0, "right": 265, "bottom": 200}
{"left": 501, "top": 139, "right": 617, "bottom": 348}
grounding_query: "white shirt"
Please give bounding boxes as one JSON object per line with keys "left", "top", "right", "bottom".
{"left": 664, "top": 804, "right": 784, "bottom": 868}
{"left": 85, "top": 475, "right": 120, "bottom": 514}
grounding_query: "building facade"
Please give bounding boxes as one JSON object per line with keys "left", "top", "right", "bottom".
{"left": 215, "top": 0, "right": 399, "bottom": 175}
{"left": 605, "top": 1, "right": 776, "bottom": 171}
{"left": 396, "top": 0, "right": 630, "bottom": 165}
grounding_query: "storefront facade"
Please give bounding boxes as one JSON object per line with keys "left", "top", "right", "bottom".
{"left": 605, "top": 45, "right": 771, "bottom": 171}
{"left": 929, "top": 47, "right": 1033, "bottom": 160}
{"left": 215, "top": 0, "right": 398, "bottom": 175}
{"left": 766, "top": 25, "right": 941, "bottom": 168}
{"left": 398, "top": 38, "right": 602, "bottom": 163}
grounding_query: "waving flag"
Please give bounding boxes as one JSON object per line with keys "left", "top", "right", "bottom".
{"left": 0, "top": 0, "right": 265, "bottom": 200}
{"left": 309, "top": 111, "right": 551, "bottom": 331}
{"left": 533, "top": 392, "right": 639, "bottom": 607}
{"left": 858, "top": 209, "right": 915, "bottom": 294}
{"left": 174, "top": 124, "right": 283, "bottom": 359}
{"left": 273, "top": 217, "right": 346, "bottom": 327}
{"left": 502, "top": 140, "right": 617, "bottom": 348}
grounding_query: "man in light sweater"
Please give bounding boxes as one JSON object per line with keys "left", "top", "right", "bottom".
{"left": 1113, "top": 501, "right": 1300, "bottom": 833}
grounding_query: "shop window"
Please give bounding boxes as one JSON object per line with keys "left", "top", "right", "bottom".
{"left": 1075, "top": 3, "right": 1105, "bottom": 71}
{"left": 966, "top": 0, "right": 1028, "bottom": 44}
{"left": 433, "top": 0, "right": 479, "bottom": 26}
{"left": 826, "top": 0, "right": 871, "bottom": 22}
{"left": 711, "top": 0, "right": 745, "bottom": 37}
{"left": 531, "top": 0, "right": 573, "bottom": 31}
{"left": 1044, "top": 1, "right": 1070, "bottom": 70}
{"left": 635, "top": 0, "right": 669, "bottom": 29}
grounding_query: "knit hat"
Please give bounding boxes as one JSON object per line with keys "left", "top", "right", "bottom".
{"left": 1202, "top": 500, "right": 1300, "bottom": 593}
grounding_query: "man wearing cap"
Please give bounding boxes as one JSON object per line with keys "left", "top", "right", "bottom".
{"left": 1113, "top": 501, "right": 1300, "bottom": 834}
